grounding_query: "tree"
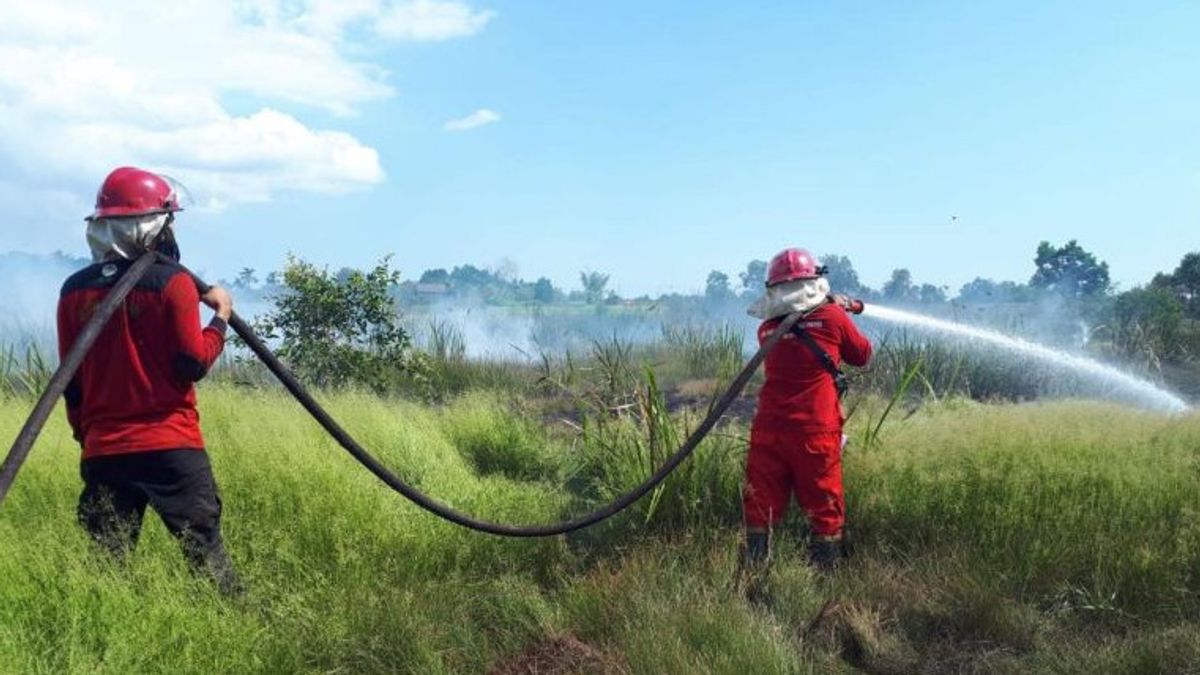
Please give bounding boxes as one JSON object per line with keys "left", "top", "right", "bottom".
{"left": 579, "top": 270, "right": 610, "bottom": 305}
{"left": 1152, "top": 252, "right": 1200, "bottom": 317}
{"left": 705, "top": 270, "right": 734, "bottom": 301}
{"left": 958, "top": 277, "right": 1002, "bottom": 303}
{"left": 254, "top": 256, "right": 421, "bottom": 392}
{"left": 1173, "top": 253, "right": 1200, "bottom": 309}
{"left": 1029, "top": 240, "right": 1110, "bottom": 299}
{"left": 532, "top": 277, "right": 557, "bottom": 304}
{"left": 449, "top": 264, "right": 494, "bottom": 289}
{"left": 882, "top": 268, "right": 917, "bottom": 303}
{"left": 957, "top": 278, "right": 1033, "bottom": 304}
{"left": 919, "top": 283, "right": 947, "bottom": 304}
{"left": 418, "top": 268, "right": 451, "bottom": 285}
{"left": 738, "top": 260, "right": 767, "bottom": 295}
{"left": 821, "top": 254, "right": 863, "bottom": 295}
{"left": 1105, "top": 286, "right": 1184, "bottom": 366}
{"left": 234, "top": 267, "right": 258, "bottom": 289}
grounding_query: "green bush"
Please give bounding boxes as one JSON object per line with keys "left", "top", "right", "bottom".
{"left": 251, "top": 256, "right": 425, "bottom": 393}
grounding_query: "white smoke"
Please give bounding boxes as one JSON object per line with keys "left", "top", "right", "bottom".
{"left": 418, "top": 301, "right": 540, "bottom": 360}
{"left": 0, "top": 252, "right": 87, "bottom": 346}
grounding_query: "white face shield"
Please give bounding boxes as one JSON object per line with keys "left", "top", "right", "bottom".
{"left": 747, "top": 277, "right": 832, "bottom": 320}
{"left": 86, "top": 213, "right": 172, "bottom": 262}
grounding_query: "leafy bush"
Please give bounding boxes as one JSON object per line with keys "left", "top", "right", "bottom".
{"left": 251, "top": 256, "right": 425, "bottom": 392}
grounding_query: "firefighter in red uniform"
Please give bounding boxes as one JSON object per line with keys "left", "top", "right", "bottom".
{"left": 741, "top": 248, "right": 872, "bottom": 579}
{"left": 57, "top": 167, "right": 241, "bottom": 595}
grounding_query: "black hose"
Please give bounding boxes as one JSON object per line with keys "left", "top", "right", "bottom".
{"left": 221, "top": 307, "right": 802, "bottom": 537}
{"left": 0, "top": 251, "right": 159, "bottom": 504}
{"left": 3, "top": 256, "right": 803, "bottom": 537}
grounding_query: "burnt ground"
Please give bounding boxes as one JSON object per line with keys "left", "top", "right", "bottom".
{"left": 535, "top": 379, "right": 761, "bottom": 436}
{"left": 487, "top": 635, "right": 628, "bottom": 675}
{"left": 665, "top": 388, "right": 758, "bottom": 425}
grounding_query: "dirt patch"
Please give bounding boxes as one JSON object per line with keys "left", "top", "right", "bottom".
{"left": 804, "top": 600, "right": 920, "bottom": 675}
{"left": 488, "top": 634, "right": 627, "bottom": 675}
{"left": 676, "top": 378, "right": 720, "bottom": 398}
{"left": 664, "top": 388, "right": 759, "bottom": 424}
{"left": 803, "top": 589, "right": 1039, "bottom": 675}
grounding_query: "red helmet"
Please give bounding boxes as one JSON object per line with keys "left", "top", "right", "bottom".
{"left": 88, "top": 167, "right": 183, "bottom": 220}
{"left": 766, "top": 248, "right": 825, "bottom": 286}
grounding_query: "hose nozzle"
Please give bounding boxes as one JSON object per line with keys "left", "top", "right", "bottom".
{"left": 829, "top": 294, "right": 865, "bottom": 314}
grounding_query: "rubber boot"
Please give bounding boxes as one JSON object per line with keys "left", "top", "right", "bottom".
{"left": 808, "top": 533, "right": 845, "bottom": 573}
{"left": 182, "top": 534, "right": 245, "bottom": 598}
{"left": 205, "top": 547, "right": 246, "bottom": 599}
{"left": 745, "top": 530, "right": 770, "bottom": 566}
{"left": 737, "top": 530, "right": 771, "bottom": 605}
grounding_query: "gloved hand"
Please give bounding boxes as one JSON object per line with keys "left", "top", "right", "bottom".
{"left": 828, "top": 294, "right": 865, "bottom": 314}
{"left": 829, "top": 294, "right": 852, "bottom": 309}
{"left": 202, "top": 285, "right": 234, "bottom": 322}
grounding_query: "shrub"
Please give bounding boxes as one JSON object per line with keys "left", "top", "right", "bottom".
{"left": 251, "top": 256, "right": 425, "bottom": 393}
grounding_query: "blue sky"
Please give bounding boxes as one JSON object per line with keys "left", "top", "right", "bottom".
{"left": 1, "top": 1, "right": 1197, "bottom": 296}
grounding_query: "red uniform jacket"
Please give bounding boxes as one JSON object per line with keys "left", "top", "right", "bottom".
{"left": 57, "top": 259, "right": 226, "bottom": 459}
{"left": 753, "top": 303, "right": 873, "bottom": 433}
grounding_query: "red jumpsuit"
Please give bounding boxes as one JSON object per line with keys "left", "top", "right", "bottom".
{"left": 57, "top": 259, "right": 226, "bottom": 458}
{"left": 743, "top": 302, "right": 872, "bottom": 536}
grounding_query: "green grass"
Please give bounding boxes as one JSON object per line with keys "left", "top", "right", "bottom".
{"left": 0, "top": 342, "right": 52, "bottom": 399}
{"left": 659, "top": 324, "right": 745, "bottom": 381}
{"left": 1, "top": 387, "right": 1198, "bottom": 673}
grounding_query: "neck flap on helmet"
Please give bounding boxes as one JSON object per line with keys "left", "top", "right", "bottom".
{"left": 746, "top": 277, "right": 832, "bottom": 320}
{"left": 86, "top": 213, "right": 179, "bottom": 262}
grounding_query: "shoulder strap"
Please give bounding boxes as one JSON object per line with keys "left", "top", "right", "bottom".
{"left": 790, "top": 323, "right": 841, "bottom": 379}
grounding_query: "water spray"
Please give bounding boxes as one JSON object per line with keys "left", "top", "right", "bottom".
{"left": 857, "top": 302, "right": 1189, "bottom": 414}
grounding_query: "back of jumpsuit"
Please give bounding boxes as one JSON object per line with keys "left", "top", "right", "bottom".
{"left": 743, "top": 302, "right": 872, "bottom": 536}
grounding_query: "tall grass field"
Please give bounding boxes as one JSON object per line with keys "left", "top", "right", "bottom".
{"left": 1, "top": 386, "right": 1198, "bottom": 673}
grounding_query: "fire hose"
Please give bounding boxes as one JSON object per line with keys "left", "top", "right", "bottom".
{"left": 0, "top": 251, "right": 810, "bottom": 537}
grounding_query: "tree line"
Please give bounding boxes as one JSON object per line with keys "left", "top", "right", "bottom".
{"left": 220, "top": 240, "right": 1200, "bottom": 390}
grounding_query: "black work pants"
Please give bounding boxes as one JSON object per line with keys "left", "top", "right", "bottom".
{"left": 78, "top": 449, "right": 241, "bottom": 596}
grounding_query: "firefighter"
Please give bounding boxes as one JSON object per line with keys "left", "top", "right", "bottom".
{"left": 741, "top": 247, "right": 873, "bottom": 581}
{"left": 57, "top": 167, "right": 241, "bottom": 595}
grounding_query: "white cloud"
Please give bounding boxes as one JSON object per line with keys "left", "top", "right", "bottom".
{"left": 377, "top": 0, "right": 495, "bottom": 41}
{"left": 42, "top": 110, "right": 386, "bottom": 210}
{"left": 443, "top": 109, "right": 502, "bottom": 132}
{"left": 0, "top": 0, "right": 492, "bottom": 219}
{"left": 284, "top": 0, "right": 494, "bottom": 42}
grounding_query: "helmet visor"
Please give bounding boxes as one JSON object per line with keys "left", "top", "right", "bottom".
{"left": 159, "top": 174, "right": 195, "bottom": 212}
